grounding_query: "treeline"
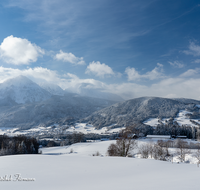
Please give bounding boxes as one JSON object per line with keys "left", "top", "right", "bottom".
{"left": 129, "top": 122, "right": 197, "bottom": 139}
{"left": 39, "top": 132, "right": 119, "bottom": 147}
{"left": 153, "top": 124, "right": 195, "bottom": 138}
{"left": 0, "top": 135, "right": 39, "bottom": 156}
{"left": 138, "top": 139, "right": 200, "bottom": 163}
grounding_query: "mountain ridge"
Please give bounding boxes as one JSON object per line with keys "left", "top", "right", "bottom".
{"left": 81, "top": 96, "right": 200, "bottom": 129}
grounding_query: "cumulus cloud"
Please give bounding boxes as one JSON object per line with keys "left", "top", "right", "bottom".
{"left": 0, "top": 35, "right": 44, "bottom": 65}
{"left": 0, "top": 66, "right": 58, "bottom": 84}
{"left": 169, "top": 61, "right": 184, "bottom": 68}
{"left": 183, "top": 42, "right": 200, "bottom": 56}
{"left": 55, "top": 50, "right": 85, "bottom": 65}
{"left": 125, "top": 63, "right": 164, "bottom": 81}
{"left": 124, "top": 67, "right": 140, "bottom": 81}
{"left": 1, "top": 66, "right": 200, "bottom": 101}
{"left": 105, "top": 76, "right": 200, "bottom": 100}
{"left": 85, "top": 61, "right": 115, "bottom": 78}
{"left": 0, "top": 66, "right": 105, "bottom": 95}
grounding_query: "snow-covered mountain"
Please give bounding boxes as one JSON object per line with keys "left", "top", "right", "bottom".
{"left": 82, "top": 97, "right": 200, "bottom": 129}
{"left": 0, "top": 75, "right": 52, "bottom": 104}
{"left": 0, "top": 93, "right": 117, "bottom": 129}
{"left": 1, "top": 75, "right": 200, "bottom": 135}
{"left": 38, "top": 81, "right": 65, "bottom": 96}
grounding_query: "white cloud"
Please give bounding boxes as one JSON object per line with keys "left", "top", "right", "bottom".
{"left": 194, "top": 59, "right": 200, "bottom": 63}
{"left": 125, "top": 63, "right": 164, "bottom": 81}
{"left": 2, "top": 66, "right": 200, "bottom": 101}
{"left": 0, "top": 66, "right": 58, "bottom": 84}
{"left": 55, "top": 50, "right": 85, "bottom": 65}
{"left": 179, "top": 68, "right": 200, "bottom": 78}
{"left": 183, "top": 42, "right": 200, "bottom": 56}
{"left": 105, "top": 76, "right": 200, "bottom": 100}
{"left": 125, "top": 67, "right": 141, "bottom": 81}
{"left": 0, "top": 66, "right": 105, "bottom": 95}
{"left": 169, "top": 61, "right": 184, "bottom": 68}
{"left": 85, "top": 61, "right": 115, "bottom": 78}
{"left": 0, "top": 35, "right": 44, "bottom": 65}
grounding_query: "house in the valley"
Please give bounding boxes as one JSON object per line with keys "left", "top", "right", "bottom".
{"left": 146, "top": 135, "right": 171, "bottom": 140}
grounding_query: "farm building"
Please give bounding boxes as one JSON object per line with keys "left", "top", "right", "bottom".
{"left": 146, "top": 135, "right": 171, "bottom": 140}
{"left": 176, "top": 136, "right": 187, "bottom": 139}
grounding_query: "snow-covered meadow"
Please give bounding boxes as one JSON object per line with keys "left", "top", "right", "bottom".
{"left": 1, "top": 140, "right": 200, "bottom": 190}
{"left": 143, "top": 109, "right": 200, "bottom": 127}
{"left": 0, "top": 123, "right": 124, "bottom": 137}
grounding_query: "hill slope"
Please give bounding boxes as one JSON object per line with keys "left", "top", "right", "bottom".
{"left": 0, "top": 94, "right": 117, "bottom": 129}
{"left": 82, "top": 97, "right": 200, "bottom": 129}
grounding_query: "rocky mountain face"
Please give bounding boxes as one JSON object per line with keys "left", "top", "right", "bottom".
{"left": 81, "top": 97, "right": 200, "bottom": 129}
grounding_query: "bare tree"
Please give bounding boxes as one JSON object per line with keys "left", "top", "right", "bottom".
{"left": 107, "top": 128, "right": 137, "bottom": 157}
{"left": 139, "top": 141, "right": 170, "bottom": 161}
{"left": 194, "top": 144, "right": 200, "bottom": 167}
{"left": 157, "top": 140, "right": 171, "bottom": 156}
{"left": 176, "top": 139, "right": 190, "bottom": 162}
{"left": 152, "top": 143, "right": 167, "bottom": 160}
{"left": 107, "top": 143, "right": 119, "bottom": 156}
{"left": 138, "top": 144, "right": 150, "bottom": 159}
{"left": 92, "top": 151, "right": 101, "bottom": 156}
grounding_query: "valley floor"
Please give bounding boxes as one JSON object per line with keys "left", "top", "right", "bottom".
{"left": 0, "top": 140, "right": 200, "bottom": 190}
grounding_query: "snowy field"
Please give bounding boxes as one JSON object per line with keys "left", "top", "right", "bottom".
{"left": 143, "top": 109, "right": 200, "bottom": 127}
{"left": 1, "top": 140, "right": 200, "bottom": 190}
{"left": 0, "top": 123, "right": 125, "bottom": 136}
{"left": 64, "top": 123, "right": 125, "bottom": 134}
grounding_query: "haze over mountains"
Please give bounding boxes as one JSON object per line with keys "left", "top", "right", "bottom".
{"left": 0, "top": 75, "right": 118, "bottom": 129}
{"left": 0, "top": 75, "right": 200, "bottom": 134}
{"left": 0, "top": 75, "right": 123, "bottom": 103}
{"left": 0, "top": 76, "right": 52, "bottom": 104}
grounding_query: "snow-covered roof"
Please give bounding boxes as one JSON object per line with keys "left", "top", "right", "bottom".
{"left": 176, "top": 136, "right": 187, "bottom": 138}
{"left": 146, "top": 135, "right": 171, "bottom": 139}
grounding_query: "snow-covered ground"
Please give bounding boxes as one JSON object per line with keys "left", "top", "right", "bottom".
{"left": 65, "top": 123, "right": 125, "bottom": 134}
{"left": 1, "top": 109, "right": 200, "bottom": 136}
{"left": 42, "top": 139, "right": 200, "bottom": 164}
{"left": 1, "top": 140, "right": 200, "bottom": 190}
{"left": 143, "top": 109, "right": 200, "bottom": 127}
{"left": 0, "top": 123, "right": 124, "bottom": 137}
{"left": 143, "top": 118, "right": 170, "bottom": 127}
{"left": 174, "top": 110, "right": 200, "bottom": 126}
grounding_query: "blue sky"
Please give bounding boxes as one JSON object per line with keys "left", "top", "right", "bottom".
{"left": 0, "top": 0, "right": 200, "bottom": 100}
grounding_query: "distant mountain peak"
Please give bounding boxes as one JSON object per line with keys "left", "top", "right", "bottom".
{"left": 0, "top": 75, "right": 52, "bottom": 104}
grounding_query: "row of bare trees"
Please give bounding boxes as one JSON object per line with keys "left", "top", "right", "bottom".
{"left": 139, "top": 142, "right": 170, "bottom": 161}
{"left": 139, "top": 139, "right": 200, "bottom": 163}
{"left": 107, "top": 127, "right": 200, "bottom": 164}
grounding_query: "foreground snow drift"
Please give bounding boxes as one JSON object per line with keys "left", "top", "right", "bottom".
{"left": 0, "top": 140, "right": 200, "bottom": 190}
{"left": 0, "top": 154, "right": 200, "bottom": 190}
